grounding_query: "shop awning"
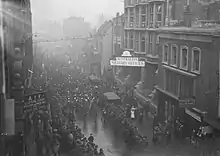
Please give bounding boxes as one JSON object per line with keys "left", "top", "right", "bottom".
{"left": 203, "top": 116, "right": 220, "bottom": 131}
{"left": 185, "top": 107, "right": 207, "bottom": 123}
{"left": 103, "top": 92, "right": 121, "bottom": 100}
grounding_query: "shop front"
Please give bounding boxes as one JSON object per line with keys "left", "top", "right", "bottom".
{"left": 156, "top": 88, "right": 180, "bottom": 123}
{"left": 155, "top": 86, "right": 212, "bottom": 141}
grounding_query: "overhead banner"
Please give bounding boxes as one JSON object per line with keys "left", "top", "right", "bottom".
{"left": 110, "top": 59, "right": 145, "bottom": 67}
{"left": 110, "top": 50, "right": 145, "bottom": 67}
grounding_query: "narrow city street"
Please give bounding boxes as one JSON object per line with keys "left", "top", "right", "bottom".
{"left": 73, "top": 100, "right": 199, "bottom": 156}
{"left": 75, "top": 102, "right": 125, "bottom": 156}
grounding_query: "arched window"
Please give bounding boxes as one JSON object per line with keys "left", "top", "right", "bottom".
{"left": 180, "top": 46, "right": 188, "bottom": 70}
{"left": 191, "top": 47, "right": 201, "bottom": 73}
{"left": 162, "top": 44, "right": 169, "bottom": 63}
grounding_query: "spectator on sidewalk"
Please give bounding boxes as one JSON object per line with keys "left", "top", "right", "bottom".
{"left": 88, "top": 134, "right": 94, "bottom": 143}
{"left": 99, "top": 148, "right": 105, "bottom": 156}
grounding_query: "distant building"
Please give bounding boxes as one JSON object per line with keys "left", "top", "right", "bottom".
{"left": 63, "top": 16, "right": 92, "bottom": 62}
{"left": 63, "top": 16, "right": 91, "bottom": 37}
{"left": 96, "top": 21, "right": 113, "bottom": 76}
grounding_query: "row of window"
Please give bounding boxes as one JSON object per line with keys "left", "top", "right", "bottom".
{"left": 124, "top": 3, "right": 163, "bottom": 28}
{"left": 124, "top": 31, "right": 154, "bottom": 54}
{"left": 125, "top": 0, "right": 148, "bottom": 6}
{"left": 162, "top": 44, "right": 201, "bottom": 73}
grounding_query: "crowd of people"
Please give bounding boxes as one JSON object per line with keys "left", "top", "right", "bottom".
{"left": 20, "top": 55, "right": 152, "bottom": 156}
{"left": 96, "top": 87, "right": 148, "bottom": 151}
{"left": 21, "top": 60, "right": 106, "bottom": 156}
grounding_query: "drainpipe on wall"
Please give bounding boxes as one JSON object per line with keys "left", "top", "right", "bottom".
{"left": 218, "top": 50, "right": 220, "bottom": 118}
{"left": 165, "top": 0, "right": 170, "bottom": 26}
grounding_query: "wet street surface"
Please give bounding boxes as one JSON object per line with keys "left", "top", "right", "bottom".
{"left": 75, "top": 103, "right": 125, "bottom": 156}
{"left": 73, "top": 102, "right": 199, "bottom": 156}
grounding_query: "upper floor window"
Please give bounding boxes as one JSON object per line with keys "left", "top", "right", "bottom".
{"left": 129, "top": 31, "right": 134, "bottom": 49}
{"left": 124, "top": 31, "right": 129, "bottom": 49}
{"left": 130, "top": 8, "right": 134, "bottom": 16}
{"left": 180, "top": 46, "right": 188, "bottom": 70}
{"left": 141, "top": 16, "right": 146, "bottom": 27}
{"left": 191, "top": 47, "right": 201, "bottom": 73}
{"left": 141, "top": 33, "right": 145, "bottom": 52}
{"left": 149, "top": 34, "right": 153, "bottom": 54}
{"left": 136, "top": 8, "right": 139, "bottom": 27}
{"left": 130, "top": 16, "right": 134, "bottom": 23}
{"left": 171, "top": 45, "right": 178, "bottom": 66}
{"left": 163, "top": 44, "right": 169, "bottom": 63}
{"left": 141, "top": 6, "right": 146, "bottom": 14}
{"left": 149, "top": 5, "right": 154, "bottom": 27}
{"left": 135, "top": 32, "right": 139, "bottom": 51}
{"left": 156, "top": 5, "right": 162, "bottom": 27}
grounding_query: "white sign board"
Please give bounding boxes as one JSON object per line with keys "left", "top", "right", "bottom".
{"left": 110, "top": 50, "right": 145, "bottom": 67}
{"left": 110, "top": 60, "right": 145, "bottom": 67}
{"left": 116, "top": 57, "right": 138, "bottom": 61}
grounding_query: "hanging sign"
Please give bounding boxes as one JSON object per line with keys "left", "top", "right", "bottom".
{"left": 24, "top": 91, "right": 48, "bottom": 112}
{"left": 110, "top": 51, "right": 145, "bottom": 67}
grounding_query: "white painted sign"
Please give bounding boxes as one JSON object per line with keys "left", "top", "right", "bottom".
{"left": 110, "top": 60, "right": 145, "bottom": 67}
{"left": 121, "top": 51, "right": 132, "bottom": 57}
{"left": 116, "top": 57, "right": 138, "bottom": 61}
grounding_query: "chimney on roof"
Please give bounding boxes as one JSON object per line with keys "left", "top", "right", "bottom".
{"left": 183, "top": 4, "right": 193, "bottom": 27}
{"left": 116, "top": 12, "right": 120, "bottom": 17}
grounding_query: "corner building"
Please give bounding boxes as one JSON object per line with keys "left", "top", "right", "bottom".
{"left": 155, "top": 0, "right": 220, "bottom": 149}
{"left": 124, "top": 0, "right": 167, "bottom": 116}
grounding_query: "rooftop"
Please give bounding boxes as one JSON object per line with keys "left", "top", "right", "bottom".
{"left": 158, "top": 20, "right": 220, "bottom": 35}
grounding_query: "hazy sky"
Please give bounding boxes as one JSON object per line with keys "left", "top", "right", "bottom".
{"left": 31, "top": 0, "right": 124, "bottom": 24}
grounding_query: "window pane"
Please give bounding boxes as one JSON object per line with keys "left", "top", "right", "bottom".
{"left": 141, "top": 36, "right": 145, "bottom": 52}
{"left": 193, "top": 49, "right": 200, "bottom": 71}
{"left": 172, "top": 46, "right": 177, "bottom": 65}
{"left": 157, "top": 5, "right": 162, "bottom": 13}
{"left": 181, "top": 48, "right": 188, "bottom": 68}
{"left": 150, "top": 6, "right": 153, "bottom": 13}
{"left": 157, "top": 14, "right": 162, "bottom": 22}
{"left": 141, "top": 15, "right": 146, "bottom": 22}
{"left": 141, "top": 6, "right": 146, "bottom": 14}
{"left": 163, "top": 45, "right": 168, "bottom": 62}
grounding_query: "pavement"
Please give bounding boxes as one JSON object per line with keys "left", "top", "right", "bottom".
{"left": 25, "top": 125, "right": 37, "bottom": 156}
{"left": 131, "top": 114, "right": 201, "bottom": 156}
